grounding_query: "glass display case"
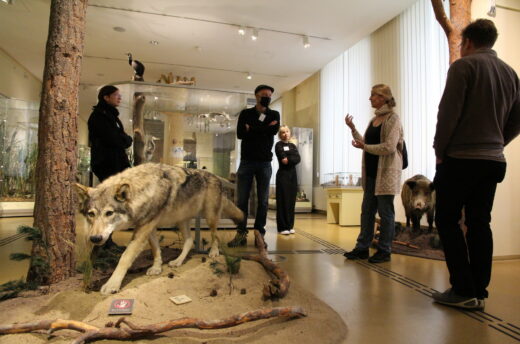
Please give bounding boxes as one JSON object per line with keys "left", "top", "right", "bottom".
{"left": 111, "top": 81, "right": 252, "bottom": 180}
{"left": 269, "top": 127, "right": 313, "bottom": 213}
{"left": 0, "top": 95, "right": 39, "bottom": 202}
{"left": 321, "top": 172, "right": 362, "bottom": 188}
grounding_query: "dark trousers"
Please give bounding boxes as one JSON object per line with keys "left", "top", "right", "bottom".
{"left": 236, "top": 160, "right": 272, "bottom": 235}
{"left": 434, "top": 157, "right": 506, "bottom": 299}
{"left": 355, "top": 176, "right": 395, "bottom": 254}
{"left": 276, "top": 168, "right": 297, "bottom": 232}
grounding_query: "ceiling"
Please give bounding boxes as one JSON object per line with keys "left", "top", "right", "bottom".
{"left": 0, "top": 0, "right": 417, "bottom": 97}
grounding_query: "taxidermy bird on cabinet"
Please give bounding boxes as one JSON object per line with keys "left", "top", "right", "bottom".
{"left": 127, "top": 53, "right": 145, "bottom": 81}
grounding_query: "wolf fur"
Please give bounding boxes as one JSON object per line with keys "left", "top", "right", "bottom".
{"left": 75, "top": 163, "right": 244, "bottom": 295}
{"left": 401, "top": 174, "right": 435, "bottom": 232}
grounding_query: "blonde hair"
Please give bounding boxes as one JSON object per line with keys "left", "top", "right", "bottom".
{"left": 278, "top": 125, "right": 291, "bottom": 140}
{"left": 372, "top": 84, "right": 396, "bottom": 107}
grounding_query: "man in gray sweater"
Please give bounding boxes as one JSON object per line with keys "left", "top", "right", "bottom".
{"left": 432, "top": 19, "right": 520, "bottom": 310}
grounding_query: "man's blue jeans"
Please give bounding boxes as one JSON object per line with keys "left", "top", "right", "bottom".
{"left": 355, "top": 176, "right": 395, "bottom": 254}
{"left": 236, "top": 160, "right": 272, "bottom": 235}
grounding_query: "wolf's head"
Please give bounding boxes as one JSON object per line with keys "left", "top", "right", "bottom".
{"left": 75, "top": 183, "right": 132, "bottom": 245}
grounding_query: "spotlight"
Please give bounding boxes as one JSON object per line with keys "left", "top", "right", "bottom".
{"left": 251, "top": 28, "right": 258, "bottom": 41}
{"left": 149, "top": 40, "right": 159, "bottom": 45}
{"left": 1, "top": 0, "right": 14, "bottom": 4}
{"left": 487, "top": 0, "right": 496, "bottom": 17}
{"left": 238, "top": 26, "right": 246, "bottom": 36}
{"left": 246, "top": 73, "right": 252, "bottom": 80}
{"left": 303, "top": 35, "right": 310, "bottom": 48}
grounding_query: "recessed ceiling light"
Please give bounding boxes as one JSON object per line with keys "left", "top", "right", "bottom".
{"left": 149, "top": 40, "right": 159, "bottom": 45}
{"left": 113, "top": 26, "right": 126, "bottom": 32}
{"left": 246, "top": 73, "right": 252, "bottom": 80}
{"left": 251, "top": 28, "right": 258, "bottom": 41}
{"left": 303, "top": 35, "right": 310, "bottom": 48}
{"left": 238, "top": 26, "right": 245, "bottom": 36}
{"left": 1, "top": 0, "right": 14, "bottom": 4}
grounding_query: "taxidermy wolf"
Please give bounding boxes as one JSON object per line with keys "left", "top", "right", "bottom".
{"left": 75, "top": 163, "right": 244, "bottom": 295}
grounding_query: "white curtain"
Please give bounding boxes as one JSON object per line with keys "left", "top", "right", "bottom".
{"left": 320, "top": 0, "right": 449, "bottom": 183}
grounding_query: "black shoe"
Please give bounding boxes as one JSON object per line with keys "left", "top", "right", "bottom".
{"left": 227, "top": 232, "right": 248, "bottom": 247}
{"left": 432, "top": 288, "right": 480, "bottom": 310}
{"left": 368, "top": 250, "right": 391, "bottom": 263}
{"left": 343, "top": 248, "right": 369, "bottom": 260}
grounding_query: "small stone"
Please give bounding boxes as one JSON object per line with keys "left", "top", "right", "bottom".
{"left": 210, "top": 289, "right": 218, "bottom": 297}
{"left": 240, "top": 288, "right": 247, "bottom": 295}
{"left": 168, "top": 272, "right": 174, "bottom": 278}
{"left": 201, "top": 257, "right": 207, "bottom": 263}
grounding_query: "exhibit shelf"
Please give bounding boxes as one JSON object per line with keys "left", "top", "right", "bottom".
{"left": 326, "top": 187, "right": 363, "bottom": 226}
{"left": 0, "top": 201, "right": 34, "bottom": 217}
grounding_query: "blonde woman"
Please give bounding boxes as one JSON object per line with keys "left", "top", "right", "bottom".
{"left": 275, "top": 126, "right": 301, "bottom": 235}
{"left": 343, "top": 84, "right": 404, "bottom": 263}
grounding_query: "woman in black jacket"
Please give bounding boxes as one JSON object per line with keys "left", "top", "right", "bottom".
{"left": 88, "top": 85, "right": 133, "bottom": 182}
{"left": 275, "top": 126, "right": 301, "bottom": 235}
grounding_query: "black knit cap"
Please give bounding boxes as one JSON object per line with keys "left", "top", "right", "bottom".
{"left": 254, "top": 84, "right": 274, "bottom": 94}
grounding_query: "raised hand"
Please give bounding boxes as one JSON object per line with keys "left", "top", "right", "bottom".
{"left": 345, "top": 114, "right": 355, "bottom": 130}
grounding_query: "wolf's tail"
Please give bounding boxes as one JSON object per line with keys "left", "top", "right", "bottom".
{"left": 221, "top": 197, "right": 244, "bottom": 224}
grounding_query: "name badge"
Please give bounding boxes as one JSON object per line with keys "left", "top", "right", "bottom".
{"left": 258, "top": 113, "right": 266, "bottom": 122}
{"left": 283, "top": 146, "right": 290, "bottom": 151}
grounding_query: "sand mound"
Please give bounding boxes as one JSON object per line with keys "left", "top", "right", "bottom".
{"left": 0, "top": 255, "right": 347, "bottom": 343}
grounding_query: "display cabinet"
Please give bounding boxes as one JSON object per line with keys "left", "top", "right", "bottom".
{"left": 321, "top": 172, "right": 363, "bottom": 226}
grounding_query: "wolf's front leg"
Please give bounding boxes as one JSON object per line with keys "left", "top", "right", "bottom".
{"left": 101, "top": 224, "right": 155, "bottom": 295}
{"left": 146, "top": 229, "right": 163, "bottom": 276}
{"left": 208, "top": 221, "right": 219, "bottom": 258}
{"left": 168, "top": 221, "right": 193, "bottom": 267}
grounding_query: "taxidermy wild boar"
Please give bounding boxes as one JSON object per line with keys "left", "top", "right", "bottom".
{"left": 401, "top": 174, "right": 435, "bottom": 232}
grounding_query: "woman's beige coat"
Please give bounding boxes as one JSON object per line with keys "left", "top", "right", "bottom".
{"left": 350, "top": 108, "right": 404, "bottom": 195}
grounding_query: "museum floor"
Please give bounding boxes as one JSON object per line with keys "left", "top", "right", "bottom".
{"left": 0, "top": 212, "right": 519, "bottom": 344}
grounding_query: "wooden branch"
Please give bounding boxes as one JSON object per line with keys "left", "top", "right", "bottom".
{"left": 431, "top": 0, "right": 472, "bottom": 63}
{"left": 253, "top": 230, "right": 268, "bottom": 258}
{"left": 242, "top": 231, "right": 291, "bottom": 300}
{"left": 0, "top": 307, "right": 305, "bottom": 344}
{"left": 431, "top": 0, "right": 453, "bottom": 38}
{"left": 393, "top": 241, "right": 420, "bottom": 249}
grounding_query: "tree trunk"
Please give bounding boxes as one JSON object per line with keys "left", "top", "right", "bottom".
{"left": 431, "top": 0, "right": 472, "bottom": 63}
{"left": 132, "top": 93, "right": 146, "bottom": 166}
{"left": 28, "top": 0, "right": 88, "bottom": 284}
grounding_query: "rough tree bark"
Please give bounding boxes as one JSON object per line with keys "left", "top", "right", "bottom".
{"left": 28, "top": 0, "right": 88, "bottom": 284}
{"left": 431, "top": 0, "right": 472, "bottom": 63}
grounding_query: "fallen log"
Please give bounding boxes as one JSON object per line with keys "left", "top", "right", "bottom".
{"left": 242, "top": 231, "right": 291, "bottom": 300}
{"left": 0, "top": 306, "right": 306, "bottom": 344}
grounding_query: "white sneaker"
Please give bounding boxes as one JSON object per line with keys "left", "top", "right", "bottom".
{"left": 280, "top": 230, "right": 291, "bottom": 235}
{"left": 289, "top": 229, "right": 296, "bottom": 234}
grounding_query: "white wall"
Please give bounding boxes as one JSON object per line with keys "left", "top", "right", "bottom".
{"left": 0, "top": 48, "right": 41, "bottom": 101}
{"left": 472, "top": 0, "right": 520, "bottom": 257}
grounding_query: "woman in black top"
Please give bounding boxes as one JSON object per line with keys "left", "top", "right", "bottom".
{"left": 275, "top": 126, "right": 301, "bottom": 235}
{"left": 88, "top": 85, "right": 133, "bottom": 182}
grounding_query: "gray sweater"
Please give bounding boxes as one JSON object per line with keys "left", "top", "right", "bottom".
{"left": 434, "top": 48, "right": 520, "bottom": 162}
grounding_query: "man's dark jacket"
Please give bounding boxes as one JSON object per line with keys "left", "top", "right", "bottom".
{"left": 237, "top": 106, "right": 280, "bottom": 161}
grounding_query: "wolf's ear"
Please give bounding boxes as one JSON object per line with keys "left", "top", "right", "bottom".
{"left": 74, "top": 183, "right": 91, "bottom": 203}
{"left": 115, "top": 183, "right": 130, "bottom": 203}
